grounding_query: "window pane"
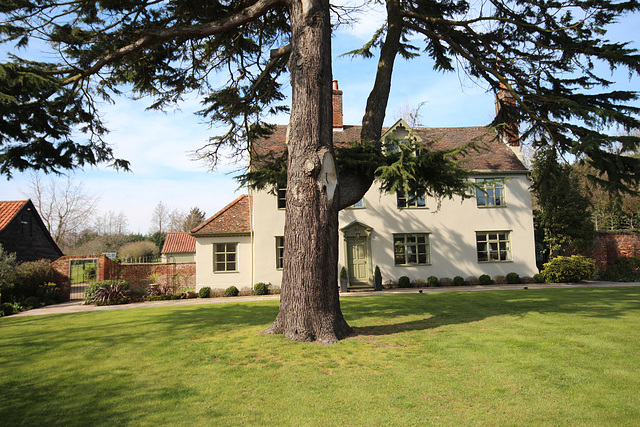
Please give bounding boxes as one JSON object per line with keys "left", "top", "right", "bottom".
{"left": 394, "top": 234, "right": 429, "bottom": 265}
{"left": 227, "top": 262, "right": 235, "bottom": 271}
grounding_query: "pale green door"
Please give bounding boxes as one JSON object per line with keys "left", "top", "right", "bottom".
{"left": 347, "top": 237, "right": 369, "bottom": 284}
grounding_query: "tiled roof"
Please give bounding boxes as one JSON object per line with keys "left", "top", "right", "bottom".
{"left": 161, "top": 232, "right": 196, "bottom": 254}
{"left": 191, "top": 195, "right": 251, "bottom": 236}
{"left": 0, "top": 200, "right": 28, "bottom": 231}
{"left": 252, "top": 124, "right": 527, "bottom": 172}
{"left": 413, "top": 126, "right": 526, "bottom": 171}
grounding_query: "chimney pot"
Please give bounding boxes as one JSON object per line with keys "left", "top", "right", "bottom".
{"left": 332, "top": 79, "right": 343, "bottom": 130}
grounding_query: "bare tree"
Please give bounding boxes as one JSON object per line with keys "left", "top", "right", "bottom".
{"left": 150, "top": 201, "right": 170, "bottom": 234}
{"left": 94, "top": 210, "right": 129, "bottom": 235}
{"left": 392, "top": 101, "right": 427, "bottom": 127}
{"left": 168, "top": 209, "right": 187, "bottom": 232}
{"left": 22, "top": 173, "right": 100, "bottom": 252}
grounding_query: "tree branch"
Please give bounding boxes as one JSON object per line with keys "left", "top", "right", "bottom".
{"left": 62, "top": 0, "right": 286, "bottom": 85}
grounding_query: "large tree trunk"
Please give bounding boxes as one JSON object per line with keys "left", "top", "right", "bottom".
{"left": 262, "top": 0, "right": 352, "bottom": 344}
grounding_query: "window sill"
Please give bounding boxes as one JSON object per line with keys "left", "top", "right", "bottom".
{"left": 477, "top": 260, "right": 513, "bottom": 263}
{"left": 394, "top": 263, "right": 432, "bottom": 267}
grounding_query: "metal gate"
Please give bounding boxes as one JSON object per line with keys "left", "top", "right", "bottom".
{"left": 69, "top": 258, "right": 98, "bottom": 300}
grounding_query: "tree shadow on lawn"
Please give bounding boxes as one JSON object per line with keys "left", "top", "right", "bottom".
{"left": 343, "top": 287, "right": 640, "bottom": 338}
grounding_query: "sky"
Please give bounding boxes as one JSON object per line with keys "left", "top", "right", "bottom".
{"left": 1, "top": 5, "right": 639, "bottom": 234}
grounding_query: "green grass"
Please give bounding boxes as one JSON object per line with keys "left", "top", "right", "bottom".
{"left": 2, "top": 287, "right": 640, "bottom": 426}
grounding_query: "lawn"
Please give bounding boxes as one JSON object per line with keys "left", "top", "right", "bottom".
{"left": 1, "top": 287, "right": 639, "bottom": 426}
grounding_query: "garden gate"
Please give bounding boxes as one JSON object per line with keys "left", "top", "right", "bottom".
{"left": 69, "top": 258, "right": 98, "bottom": 299}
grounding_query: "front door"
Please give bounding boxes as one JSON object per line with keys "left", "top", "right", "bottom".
{"left": 346, "top": 236, "right": 369, "bottom": 284}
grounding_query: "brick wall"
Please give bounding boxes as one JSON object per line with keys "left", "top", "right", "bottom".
{"left": 117, "top": 262, "right": 196, "bottom": 291}
{"left": 589, "top": 232, "right": 640, "bottom": 269}
{"left": 51, "top": 254, "right": 196, "bottom": 298}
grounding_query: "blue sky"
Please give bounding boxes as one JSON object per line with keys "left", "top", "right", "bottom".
{"left": 1, "top": 5, "right": 639, "bottom": 233}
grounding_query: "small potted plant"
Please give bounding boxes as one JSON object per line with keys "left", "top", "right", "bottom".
{"left": 339, "top": 266, "right": 349, "bottom": 292}
{"left": 374, "top": 265, "right": 382, "bottom": 291}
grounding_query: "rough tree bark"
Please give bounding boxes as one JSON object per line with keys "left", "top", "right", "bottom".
{"left": 262, "top": 0, "right": 352, "bottom": 344}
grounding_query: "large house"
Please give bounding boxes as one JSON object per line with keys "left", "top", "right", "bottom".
{"left": 192, "top": 83, "right": 538, "bottom": 291}
{"left": 0, "top": 200, "right": 63, "bottom": 262}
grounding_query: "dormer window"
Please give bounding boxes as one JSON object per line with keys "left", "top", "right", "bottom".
{"left": 351, "top": 198, "right": 365, "bottom": 208}
{"left": 476, "top": 178, "right": 505, "bottom": 207}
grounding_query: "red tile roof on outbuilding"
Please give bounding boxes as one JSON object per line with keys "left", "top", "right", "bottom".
{"left": 0, "top": 200, "right": 28, "bottom": 231}
{"left": 191, "top": 195, "right": 251, "bottom": 236}
{"left": 161, "top": 232, "right": 196, "bottom": 254}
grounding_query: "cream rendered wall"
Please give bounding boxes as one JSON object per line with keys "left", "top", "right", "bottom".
{"left": 338, "top": 172, "right": 538, "bottom": 283}
{"left": 250, "top": 172, "right": 538, "bottom": 287}
{"left": 162, "top": 252, "right": 195, "bottom": 263}
{"left": 194, "top": 235, "right": 252, "bottom": 291}
{"left": 252, "top": 190, "right": 286, "bottom": 287}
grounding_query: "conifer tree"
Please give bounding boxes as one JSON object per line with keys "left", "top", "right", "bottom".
{"left": 1, "top": 0, "right": 639, "bottom": 343}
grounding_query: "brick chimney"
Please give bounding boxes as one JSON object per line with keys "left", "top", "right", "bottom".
{"left": 495, "top": 83, "right": 520, "bottom": 147}
{"left": 332, "top": 80, "right": 343, "bottom": 130}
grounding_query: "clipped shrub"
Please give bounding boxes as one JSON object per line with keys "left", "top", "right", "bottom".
{"left": 465, "top": 276, "right": 479, "bottom": 286}
{"left": 269, "top": 286, "right": 282, "bottom": 295}
{"left": 493, "top": 275, "right": 506, "bottom": 285}
{"left": 253, "top": 282, "right": 268, "bottom": 295}
{"left": 1, "top": 302, "right": 14, "bottom": 316}
{"left": 374, "top": 266, "right": 381, "bottom": 278}
{"left": 439, "top": 277, "right": 453, "bottom": 287}
{"left": 198, "top": 287, "right": 211, "bottom": 298}
{"left": 533, "top": 273, "right": 546, "bottom": 284}
{"left": 211, "top": 288, "right": 226, "bottom": 298}
{"left": 542, "top": 255, "right": 596, "bottom": 283}
{"left": 453, "top": 276, "right": 465, "bottom": 286}
{"left": 224, "top": 286, "right": 239, "bottom": 297}
{"left": 239, "top": 287, "right": 253, "bottom": 296}
{"left": 520, "top": 276, "right": 534, "bottom": 284}
{"left": 506, "top": 272, "right": 521, "bottom": 284}
{"left": 427, "top": 276, "right": 439, "bottom": 287}
{"left": 478, "top": 274, "right": 493, "bottom": 285}
{"left": 398, "top": 276, "right": 411, "bottom": 288}
{"left": 24, "top": 296, "right": 39, "bottom": 309}
{"left": 340, "top": 267, "right": 348, "bottom": 279}
{"left": 382, "top": 280, "right": 397, "bottom": 289}
{"left": 412, "top": 278, "right": 427, "bottom": 288}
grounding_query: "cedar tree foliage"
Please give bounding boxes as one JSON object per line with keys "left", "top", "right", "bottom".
{"left": 1, "top": 0, "right": 640, "bottom": 343}
{"left": 531, "top": 147, "right": 595, "bottom": 261}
